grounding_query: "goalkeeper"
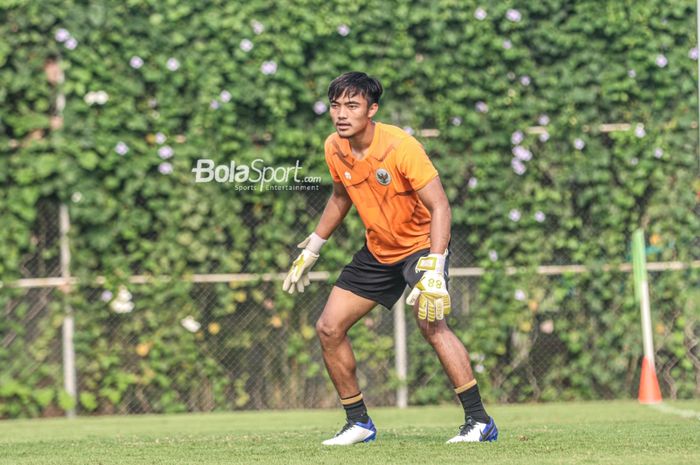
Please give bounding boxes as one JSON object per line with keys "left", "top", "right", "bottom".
{"left": 283, "top": 72, "right": 498, "bottom": 445}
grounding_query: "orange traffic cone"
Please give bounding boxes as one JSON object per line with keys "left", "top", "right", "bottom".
{"left": 638, "top": 356, "right": 662, "bottom": 404}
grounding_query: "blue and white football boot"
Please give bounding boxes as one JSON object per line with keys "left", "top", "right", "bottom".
{"left": 446, "top": 416, "right": 499, "bottom": 443}
{"left": 322, "top": 418, "right": 377, "bottom": 446}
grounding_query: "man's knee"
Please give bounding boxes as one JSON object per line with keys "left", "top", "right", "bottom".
{"left": 316, "top": 318, "right": 344, "bottom": 345}
{"left": 417, "top": 318, "right": 450, "bottom": 344}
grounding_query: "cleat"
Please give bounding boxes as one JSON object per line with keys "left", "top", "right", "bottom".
{"left": 446, "top": 416, "right": 498, "bottom": 443}
{"left": 322, "top": 418, "right": 377, "bottom": 446}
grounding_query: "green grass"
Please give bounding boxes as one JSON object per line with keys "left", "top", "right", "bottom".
{"left": 1, "top": 401, "right": 699, "bottom": 465}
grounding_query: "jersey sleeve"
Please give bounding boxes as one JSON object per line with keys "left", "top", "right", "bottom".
{"left": 324, "top": 137, "right": 341, "bottom": 183}
{"left": 396, "top": 137, "right": 438, "bottom": 191}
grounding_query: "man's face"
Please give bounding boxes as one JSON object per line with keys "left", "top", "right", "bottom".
{"left": 329, "top": 91, "right": 378, "bottom": 138}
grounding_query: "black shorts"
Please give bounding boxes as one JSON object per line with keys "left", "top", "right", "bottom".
{"left": 335, "top": 244, "right": 450, "bottom": 309}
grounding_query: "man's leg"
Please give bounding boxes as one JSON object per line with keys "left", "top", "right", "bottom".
{"left": 413, "top": 303, "right": 498, "bottom": 442}
{"left": 316, "top": 286, "right": 378, "bottom": 445}
{"left": 413, "top": 304, "right": 475, "bottom": 386}
{"left": 316, "top": 286, "right": 376, "bottom": 397}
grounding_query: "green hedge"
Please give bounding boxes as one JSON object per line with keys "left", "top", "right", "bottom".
{"left": 1, "top": 0, "right": 698, "bottom": 417}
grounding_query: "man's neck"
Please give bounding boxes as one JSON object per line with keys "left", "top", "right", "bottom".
{"left": 348, "top": 121, "right": 376, "bottom": 160}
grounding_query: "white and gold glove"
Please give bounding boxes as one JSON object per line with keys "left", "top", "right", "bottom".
{"left": 282, "top": 233, "right": 327, "bottom": 294}
{"left": 406, "top": 252, "right": 450, "bottom": 322}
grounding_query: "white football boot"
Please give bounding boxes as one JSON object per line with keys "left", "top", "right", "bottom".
{"left": 322, "top": 418, "right": 377, "bottom": 446}
{"left": 446, "top": 416, "right": 499, "bottom": 443}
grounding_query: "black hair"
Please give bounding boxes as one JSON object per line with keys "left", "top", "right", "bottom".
{"left": 328, "top": 72, "right": 383, "bottom": 106}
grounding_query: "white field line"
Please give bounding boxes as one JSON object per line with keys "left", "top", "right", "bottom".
{"left": 649, "top": 402, "right": 700, "bottom": 421}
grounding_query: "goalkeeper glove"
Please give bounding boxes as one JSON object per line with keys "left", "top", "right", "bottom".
{"left": 282, "top": 233, "right": 326, "bottom": 294}
{"left": 406, "top": 251, "right": 450, "bottom": 322}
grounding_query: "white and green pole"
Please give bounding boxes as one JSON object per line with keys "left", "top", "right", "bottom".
{"left": 631, "top": 229, "right": 662, "bottom": 403}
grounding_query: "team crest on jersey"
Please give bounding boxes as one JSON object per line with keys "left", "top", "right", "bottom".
{"left": 375, "top": 168, "right": 391, "bottom": 186}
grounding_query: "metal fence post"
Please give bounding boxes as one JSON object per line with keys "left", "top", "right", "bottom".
{"left": 59, "top": 204, "right": 77, "bottom": 418}
{"left": 393, "top": 289, "right": 408, "bottom": 408}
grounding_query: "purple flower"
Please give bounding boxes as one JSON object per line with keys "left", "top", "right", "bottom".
{"left": 261, "top": 60, "right": 277, "bottom": 75}
{"left": 451, "top": 116, "right": 462, "bottom": 126}
{"left": 538, "top": 114, "right": 550, "bottom": 126}
{"left": 512, "top": 145, "right": 532, "bottom": 161}
{"left": 474, "top": 7, "right": 487, "bottom": 20}
{"left": 115, "top": 141, "right": 129, "bottom": 155}
{"left": 503, "top": 39, "right": 512, "bottom": 50}
{"left": 166, "top": 57, "right": 180, "bottom": 71}
{"left": 313, "top": 101, "right": 327, "bottom": 115}
{"left": 655, "top": 54, "right": 668, "bottom": 68}
{"left": 337, "top": 24, "right": 350, "bottom": 36}
{"left": 520, "top": 75, "right": 531, "bottom": 86}
{"left": 689, "top": 47, "right": 699, "bottom": 60}
{"left": 65, "top": 38, "right": 78, "bottom": 50}
{"left": 240, "top": 39, "right": 253, "bottom": 52}
{"left": 55, "top": 28, "right": 70, "bottom": 42}
{"left": 210, "top": 99, "right": 220, "bottom": 110}
{"left": 628, "top": 69, "right": 637, "bottom": 78}
{"left": 538, "top": 131, "right": 550, "bottom": 142}
{"left": 475, "top": 101, "right": 488, "bottom": 113}
{"left": 155, "top": 132, "right": 166, "bottom": 144}
{"left": 219, "top": 90, "right": 232, "bottom": 103}
{"left": 403, "top": 126, "right": 415, "bottom": 135}
{"left": 468, "top": 177, "right": 478, "bottom": 189}
{"left": 180, "top": 316, "right": 200, "bottom": 332}
{"left": 514, "top": 289, "right": 526, "bottom": 301}
{"left": 251, "top": 20, "right": 264, "bottom": 35}
{"left": 100, "top": 290, "right": 113, "bottom": 302}
{"left": 488, "top": 250, "right": 498, "bottom": 261}
{"left": 654, "top": 147, "right": 663, "bottom": 159}
{"left": 506, "top": 9, "right": 522, "bottom": 22}
{"left": 130, "top": 56, "right": 144, "bottom": 69}
{"left": 540, "top": 320, "right": 554, "bottom": 334}
{"left": 511, "top": 130, "right": 524, "bottom": 145}
{"left": 574, "top": 138, "right": 585, "bottom": 150}
{"left": 158, "top": 162, "right": 173, "bottom": 175}
{"left": 534, "top": 211, "right": 546, "bottom": 223}
{"left": 158, "top": 145, "right": 173, "bottom": 159}
{"left": 94, "top": 91, "right": 108, "bottom": 105}
{"left": 509, "top": 209, "right": 522, "bottom": 222}
{"left": 634, "top": 124, "right": 646, "bottom": 138}
{"left": 83, "top": 90, "right": 109, "bottom": 105}
{"left": 511, "top": 158, "right": 526, "bottom": 175}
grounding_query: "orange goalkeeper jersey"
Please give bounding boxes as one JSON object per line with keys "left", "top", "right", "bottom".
{"left": 324, "top": 122, "right": 439, "bottom": 264}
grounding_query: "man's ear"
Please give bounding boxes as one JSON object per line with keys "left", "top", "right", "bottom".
{"left": 367, "top": 103, "right": 379, "bottom": 119}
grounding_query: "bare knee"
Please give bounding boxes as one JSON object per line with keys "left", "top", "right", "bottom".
{"left": 316, "top": 318, "right": 345, "bottom": 346}
{"left": 417, "top": 319, "right": 450, "bottom": 345}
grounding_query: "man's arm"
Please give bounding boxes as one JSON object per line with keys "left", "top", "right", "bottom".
{"left": 416, "top": 177, "right": 451, "bottom": 253}
{"left": 315, "top": 181, "right": 353, "bottom": 239}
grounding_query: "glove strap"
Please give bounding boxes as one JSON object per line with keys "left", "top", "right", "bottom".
{"left": 305, "top": 232, "right": 327, "bottom": 254}
{"left": 415, "top": 253, "right": 446, "bottom": 274}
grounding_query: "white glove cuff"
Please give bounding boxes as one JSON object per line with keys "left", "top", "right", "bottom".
{"left": 305, "top": 233, "right": 327, "bottom": 255}
{"left": 416, "top": 253, "right": 446, "bottom": 274}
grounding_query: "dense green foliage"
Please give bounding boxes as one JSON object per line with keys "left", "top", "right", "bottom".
{"left": 1, "top": 0, "right": 698, "bottom": 417}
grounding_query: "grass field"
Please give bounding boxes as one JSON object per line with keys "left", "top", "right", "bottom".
{"left": 1, "top": 400, "right": 699, "bottom": 465}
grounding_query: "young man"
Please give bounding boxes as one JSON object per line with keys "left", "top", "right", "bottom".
{"left": 283, "top": 72, "right": 498, "bottom": 445}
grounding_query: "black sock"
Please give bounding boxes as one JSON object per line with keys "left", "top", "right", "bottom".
{"left": 341, "top": 393, "right": 369, "bottom": 423}
{"left": 456, "top": 383, "right": 489, "bottom": 423}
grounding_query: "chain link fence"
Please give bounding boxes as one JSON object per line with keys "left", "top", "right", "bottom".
{"left": 2, "top": 197, "right": 698, "bottom": 417}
